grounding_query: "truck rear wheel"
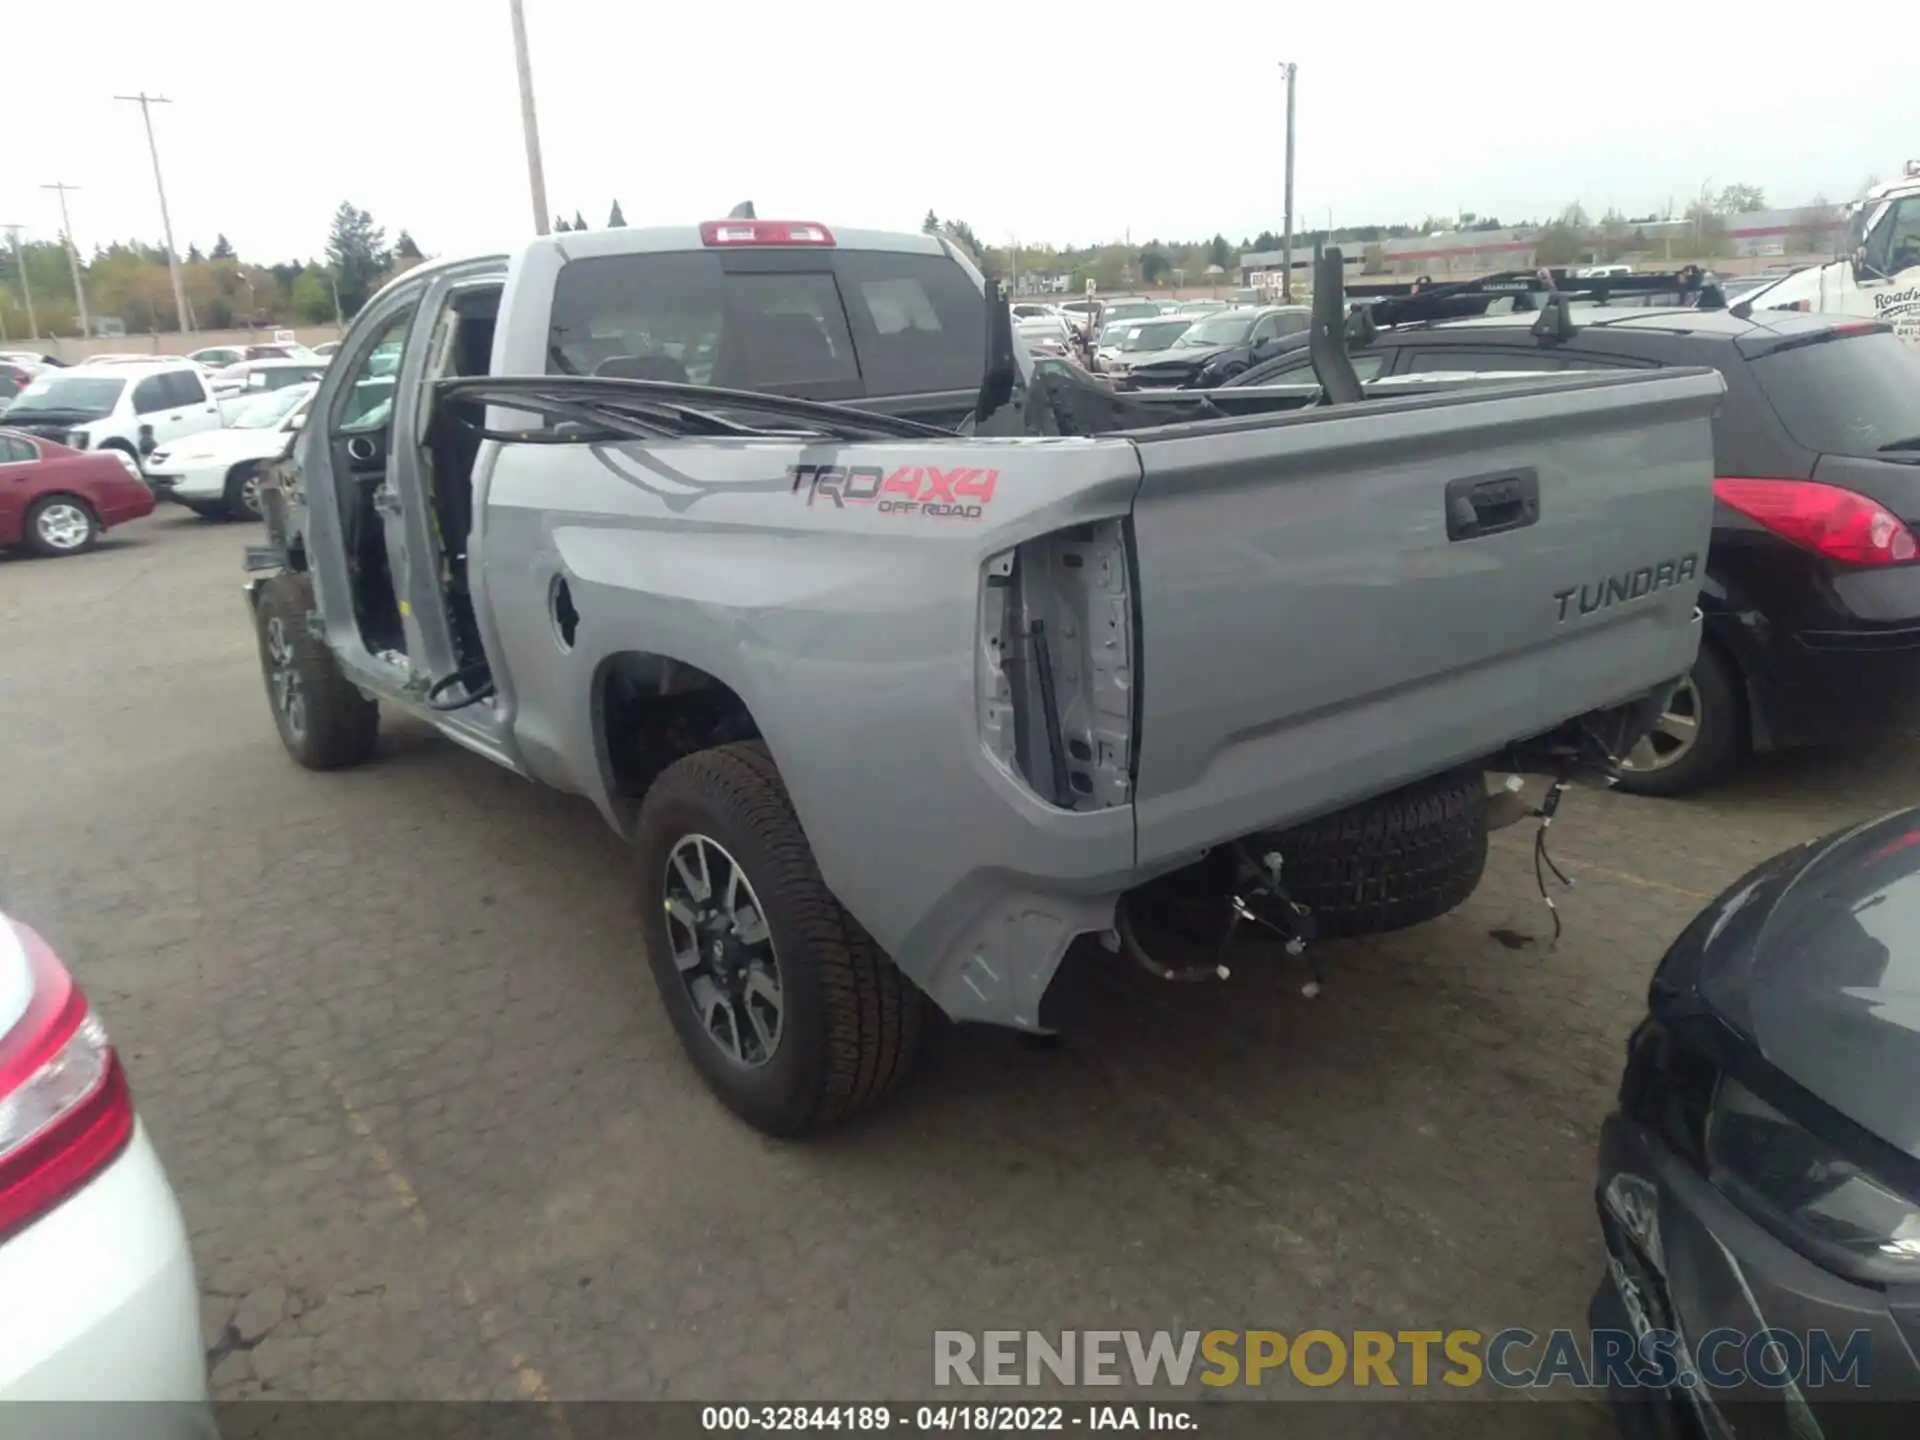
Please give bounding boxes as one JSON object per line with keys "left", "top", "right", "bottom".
{"left": 635, "top": 741, "right": 923, "bottom": 1136}
{"left": 1262, "top": 765, "right": 1489, "bottom": 938}
{"left": 252, "top": 573, "right": 380, "bottom": 770}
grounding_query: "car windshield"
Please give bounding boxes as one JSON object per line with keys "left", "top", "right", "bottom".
{"left": 1119, "top": 320, "right": 1193, "bottom": 352}
{"left": 231, "top": 385, "right": 313, "bottom": 429}
{"left": 7, "top": 374, "right": 126, "bottom": 417}
{"left": 1177, "top": 315, "right": 1255, "bottom": 347}
{"left": 1752, "top": 330, "right": 1920, "bottom": 457}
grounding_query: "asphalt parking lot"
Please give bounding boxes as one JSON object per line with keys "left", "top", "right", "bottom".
{"left": 4, "top": 514, "right": 1914, "bottom": 1426}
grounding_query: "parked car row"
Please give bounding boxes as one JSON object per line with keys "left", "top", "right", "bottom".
{"left": 1, "top": 349, "right": 324, "bottom": 557}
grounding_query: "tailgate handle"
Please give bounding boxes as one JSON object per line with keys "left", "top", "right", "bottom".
{"left": 1446, "top": 469, "right": 1539, "bottom": 542}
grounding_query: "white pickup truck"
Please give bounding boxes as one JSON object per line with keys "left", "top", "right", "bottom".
{"left": 1742, "top": 160, "right": 1920, "bottom": 344}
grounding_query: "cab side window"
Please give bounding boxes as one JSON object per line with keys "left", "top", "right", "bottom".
{"left": 164, "top": 370, "right": 207, "bottom": 407}
{"left": 1864, "top": 197, "right": 1920, "bottom": 277}
{"left": 131, "top": 375, "right": 173, "bottom": 414}
{"left": 336, "top": 313, "right": 414, "bottom": 433}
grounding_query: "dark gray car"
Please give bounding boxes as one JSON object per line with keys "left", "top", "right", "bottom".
{"left": 1595, "top": 807, "right": 1920, "bottom": 1433}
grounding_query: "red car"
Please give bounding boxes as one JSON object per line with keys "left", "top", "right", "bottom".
{"left": 0, "top": 428, "right": 155, "bottom": 557}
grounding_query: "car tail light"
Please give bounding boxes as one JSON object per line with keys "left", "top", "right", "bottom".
{"left": 0, "top": 919, "right": 133, "bottom": 1243}
{"left": 1714, "top": 477, "right": 1919, "bottom": 566}
{"left": 698, "top": 220, "right": 834, "bottom": 247}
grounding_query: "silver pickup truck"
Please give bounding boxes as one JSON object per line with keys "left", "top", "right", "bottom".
{"left": 244, "top": 217, "right": 1723, "bottom": 1135}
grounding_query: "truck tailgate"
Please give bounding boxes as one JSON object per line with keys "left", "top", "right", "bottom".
{"left": 1127, "top": 368, "right": 1724, "bottom": 860}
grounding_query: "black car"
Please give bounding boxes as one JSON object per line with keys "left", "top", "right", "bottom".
{"left": 1593, "top": 809, "right": 1920, "bottom": 1436}
{"left": 1116, "top": 305, "right": 1311, "bottom": 389}
{"left": 1228, "top": 303, "right": 1920, "bottom": 796}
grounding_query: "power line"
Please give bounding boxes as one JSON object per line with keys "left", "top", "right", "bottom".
{"left": 41, "top": 182, "right": 91, "bottom": 340}
{"left": 2, "top": 225, "right": 38, "bottom": 341}
{"left": 115, "top": 92, "right": 193, "bottom": 335}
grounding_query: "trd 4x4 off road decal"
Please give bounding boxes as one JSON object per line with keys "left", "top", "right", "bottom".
{"left": 789, "top": 463, "right": 998, "bottom": 519}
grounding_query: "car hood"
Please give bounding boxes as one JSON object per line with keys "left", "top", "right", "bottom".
{"left": 1119, "top": 343, "right": 1232, "bottom": 371}
{"left": 155, "top": 427, "right": 288, "bottom": 465}
{"left": 1676, "top": 809, "right": 1920, "bottom": 1158}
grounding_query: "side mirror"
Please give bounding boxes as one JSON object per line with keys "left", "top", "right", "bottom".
{"left": 286, "top": 411, "right": 306, "bottom": 432}
{"left": 973, "top": 279, "right": 1017, "bottom": 425}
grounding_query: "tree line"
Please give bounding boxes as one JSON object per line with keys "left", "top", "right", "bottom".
{"left": 1, "top": 180, "right": 1849, "bottom": 340}
{"left": 926, "top": 182, "right": 1840, "bottom": 292}
{"left": 0, "top": 201, "right": 426, "bottom": 340}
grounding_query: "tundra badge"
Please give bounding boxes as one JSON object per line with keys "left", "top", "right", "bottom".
{"left": 1554, "top": 554, "right": 1699, "bottom": 623}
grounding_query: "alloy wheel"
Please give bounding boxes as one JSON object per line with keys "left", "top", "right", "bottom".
{"left": 263, "top": 615, "right": 308, "bottom": 743}
{"left": 1620, "top": 675, "right": 1702, "bottom": 773}
{"left": 34, "top": 502, "right": 93, "bottom": 553}
{"left": 661, "top": 834, "right": 783, "bottom": 1068}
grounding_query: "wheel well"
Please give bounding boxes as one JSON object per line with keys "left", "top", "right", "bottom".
{"left": 96, "top": 438, "right": 136, "bottom": 456}
{"left": 593, "top": 652, "right": 762, "bottom": 811}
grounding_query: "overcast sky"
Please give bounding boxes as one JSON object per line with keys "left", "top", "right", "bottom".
{"left": 5, "top": 1, "right": 1917, "bottom": 264}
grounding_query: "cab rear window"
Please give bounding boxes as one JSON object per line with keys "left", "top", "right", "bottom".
{"left": 1751, "top": 330, "right": 1920, "bottom": 457}
{"left": 546, "top": 249, "right": 983, "bottom": 400}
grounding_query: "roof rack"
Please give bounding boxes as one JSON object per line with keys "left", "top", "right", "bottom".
{"left": 1342, "top": 266, "right": 1727, "bottom": 329}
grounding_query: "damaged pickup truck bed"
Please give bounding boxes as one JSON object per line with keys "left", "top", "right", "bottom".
{"left": 244, "top": 217, "right": 1724, "bottom": 1134}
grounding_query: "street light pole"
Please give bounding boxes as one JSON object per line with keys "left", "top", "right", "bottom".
{"left": 3, "top": 226, "right": 38, "bottom": 340}
{"left": 509, "top": 0, "right": 552, "bottom": 236}
{"left": 41, "top": 182, "right": 91, "bottom": 339}
{"left": 1279, "top": 61, "right": 1298, "bottom": 304}
{"left": 115, "top": 92, "right": 193, "bottom": 336}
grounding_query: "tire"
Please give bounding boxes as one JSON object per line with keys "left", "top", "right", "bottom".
{"left": 22, "top": 495, "right": 100, "bottom": 557}
{"left": 252, "top": 573, "right": 379, "bottom": 770}
{"left": 1611, "top": 645, "right": 1741, "bottom": 798}
{"left": 223, "top": 463, "right": 266, "bottom": 521}
{"left": 635, "top": 741, "right": 923, "bottom": 1136}
{"left": 1261, "top": 765, "right": 1489, "bottom": 938}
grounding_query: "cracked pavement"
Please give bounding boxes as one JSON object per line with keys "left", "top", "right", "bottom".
{"left": 4, "top": 515, "right": 1916, "bottom": 1427}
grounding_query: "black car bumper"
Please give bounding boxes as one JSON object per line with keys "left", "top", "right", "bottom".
{"left": 1593, "top": 1111, "right": 1920, "bottom": 1438}
{"left": 1709, "top": 614, "right": 1920, "bottom": 752}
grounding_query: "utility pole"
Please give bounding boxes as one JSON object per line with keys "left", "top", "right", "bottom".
{"left": 3, "top": 226, "right": 38, "bottom": 340}
{"left": 509, "top": 0, "right": 552, "bottom": 236}
{"left": 41, "top": 182, "right": 91, "bottom": 339}
{"left": 1279, "top": 61, "right": 1298, "bottom": 303}
{"left": 115, "top": 92, "right": 193, "bottom": 335}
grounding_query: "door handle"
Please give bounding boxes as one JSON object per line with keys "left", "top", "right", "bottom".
{"left": 1446, "top": 469, "right": 1539, "bottom": 542}
{"left": 167, "top": 412, "right": 184, "bottom": 421}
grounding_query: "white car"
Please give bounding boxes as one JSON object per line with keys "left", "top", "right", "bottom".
{"left": 1013, "top": 315, "right": 1075, "bottom": 359}
{"left": 0, "top": 360, "right": 224, "bottom": 473}
{"left": 148, "top": 383, "right": 314, "bottom": 520}
{"left": 0, "top": 914, "right": 212, "bottom": 1427}
{"left": 209, "top": 357, "right": 327, "bottom": 415}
